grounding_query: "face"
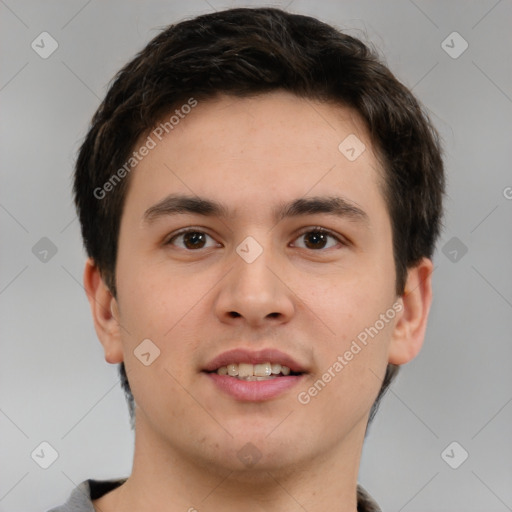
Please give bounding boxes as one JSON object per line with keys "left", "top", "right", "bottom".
{"left": 95, "top": 91, "right": 421, "bottom": 475}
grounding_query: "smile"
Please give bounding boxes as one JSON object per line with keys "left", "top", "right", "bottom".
{"left": 214, "top": 362, "right": 295, "bottom": 380}
{"left": 202, "top": 348, "right": 307, "bottom": 401}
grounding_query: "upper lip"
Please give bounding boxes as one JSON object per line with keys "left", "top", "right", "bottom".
{"left": 203, "top": 348, "right": 308, "bottom": 374}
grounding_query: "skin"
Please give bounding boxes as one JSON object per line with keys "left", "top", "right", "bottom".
{"left": 84, "top": 91, "right": 433, "bottom": 512}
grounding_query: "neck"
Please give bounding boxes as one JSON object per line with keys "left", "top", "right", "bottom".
{"left": 95, "top": 414, "right": 366, "bottom": 512}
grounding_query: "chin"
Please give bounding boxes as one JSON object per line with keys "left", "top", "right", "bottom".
{"left": 195, "top": 431, "right": 308, "bottom": 475}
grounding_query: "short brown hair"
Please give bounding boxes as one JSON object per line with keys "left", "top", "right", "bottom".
{"left": 74, "top": 7, "right": 444, "bottom": 424}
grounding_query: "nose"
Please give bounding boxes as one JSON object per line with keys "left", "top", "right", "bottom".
{"left": 213, "top": 244, "right": 295, "bottom": 328}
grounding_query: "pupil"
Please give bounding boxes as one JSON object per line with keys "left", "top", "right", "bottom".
{"left": 184, "top": 232, "right": 205, "bottom": 249}
{"left": 305, "top": 231, "right": 327, "bottom": 249}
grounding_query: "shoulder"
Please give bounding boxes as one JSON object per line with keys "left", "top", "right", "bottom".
{"left": 46, "top": 479, "right": 126, "bottom": 512}
{"left": 357, "top": 484, "right": 382, "bottom": 512}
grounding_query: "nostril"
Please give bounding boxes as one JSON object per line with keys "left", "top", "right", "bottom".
{"left": 226, "top": 311, "right": 280, "bottom": 319}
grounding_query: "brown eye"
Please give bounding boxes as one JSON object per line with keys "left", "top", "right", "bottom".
{"left": 182, "top": 232, "right": 206, "bottom": 249}
{"left": 303, "top": 231, "right": 328, "bottom": 249}
{"left": 168, "top": 230, "right": 217, "bottom": 250}
{"left": 293, "top": 229, "right": 340, "bottom": 250}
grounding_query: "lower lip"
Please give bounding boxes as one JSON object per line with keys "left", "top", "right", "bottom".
{"left": 204, "top": 372, "right": 304, "bottom": 401}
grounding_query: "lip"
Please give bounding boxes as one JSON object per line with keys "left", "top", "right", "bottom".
{"left": 205, "top": 372, "right": 304, "bottom": 401}
{"left": 202, "top": 348, "right": 308, "bottom": 402}
{"left": 203, "top": 348, "right": 307, "bottom": 374}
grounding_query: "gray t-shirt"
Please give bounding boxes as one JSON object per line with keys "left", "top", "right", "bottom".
{"left": 47, "top": 479, "right": 126, "bottom": 512}
{"left": 47, "top": 479, "right": 381, "bottom": 511}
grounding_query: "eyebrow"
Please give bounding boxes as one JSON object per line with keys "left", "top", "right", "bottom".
{"left": 143, "top": 193, "right": 368, "bottom": 224}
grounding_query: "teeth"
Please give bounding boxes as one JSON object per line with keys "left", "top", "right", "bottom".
{"left": 271, "top": 363, "right": 281, "bottom": 375}
{"left": 238, "top": 363, "right": 253, "bottom": 378}
{"left": 254, "top": 363, "right": 272, "bottom": 377}
{"left": 216, "top": 362, "right": 293, "bottom": 378}
{"left": 227, "top": 364, "right": 238, "bottom": 376}
{"left": 242, "top": 375, "right": 277, "bottom": 381}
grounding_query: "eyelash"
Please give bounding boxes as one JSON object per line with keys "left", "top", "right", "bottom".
{"left": 165, "top": 226, "right": 346, "bottom": 251}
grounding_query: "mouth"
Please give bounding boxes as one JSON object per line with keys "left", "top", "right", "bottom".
{"left": 202, "top": 348, "right": 307, "bottom": 401}
{"left": 207, "top": 362, "right": 302, "bottom": 381}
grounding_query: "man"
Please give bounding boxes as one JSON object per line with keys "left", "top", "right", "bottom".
{"left": 50, "top": 7, "right": 444, "bottom": 511}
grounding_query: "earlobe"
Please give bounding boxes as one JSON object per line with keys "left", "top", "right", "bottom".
{"left": 388, "top": 258, "right": 433, "bottom": 365}
{"left": 83, "top": 258, "right": 124, "bottom": 364}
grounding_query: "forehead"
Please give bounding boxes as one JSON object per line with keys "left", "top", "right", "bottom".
{"left": 162, "top": 91, "right": 374, "bottom": 167}
{"left": 123, "top": 91, "right": 387, "bottom": 225}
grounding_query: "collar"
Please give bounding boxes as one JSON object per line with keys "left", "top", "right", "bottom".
{"left": 50, "top": 479, "right": 381, "bottom": 512}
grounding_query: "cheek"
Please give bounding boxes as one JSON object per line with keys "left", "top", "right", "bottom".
{"left": 309, "top": 269, "right": 395, "bottom": 335}
{"left": 307, "top": 274, "right": 396, "bottom": 391}
{"left": 300, "top": 319, "right": 395, "bottom": 428}
{"left": 115, "top": 265, "right": 211, "bottom": 385}
{"left": 117, "top": 260, "right": 205, "bottom": 335}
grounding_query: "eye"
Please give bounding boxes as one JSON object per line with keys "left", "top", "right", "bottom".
{"left": 292, "top": 228, "right": 343, "bottom": 250}
{"left": 166, "top": 229, "right": 219, "bottom": 250}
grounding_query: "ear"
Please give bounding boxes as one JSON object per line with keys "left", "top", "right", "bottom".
{"left": 83, "top": 258, "right": 124, "bottom": 364}
{"left": 388, "top": 258, "right": 433, "bottom": 365}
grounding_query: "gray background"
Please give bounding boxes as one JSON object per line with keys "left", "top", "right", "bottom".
{"left": 1, "top": 1, "right": 511, "bottom": 510}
